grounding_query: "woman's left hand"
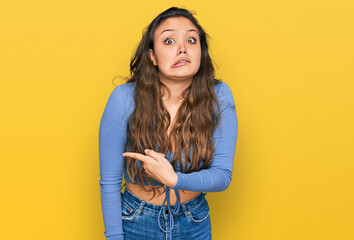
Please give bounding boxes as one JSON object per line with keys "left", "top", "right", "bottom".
{"left": 122, "top": 149, "right": 178, "bottom": 188}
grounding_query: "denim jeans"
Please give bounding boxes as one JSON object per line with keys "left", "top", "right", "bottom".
{"left": 121, "top": 188, "right": 212, "bottom": 240}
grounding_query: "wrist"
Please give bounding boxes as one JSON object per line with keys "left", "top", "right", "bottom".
{"left": 167, "top": 172, "right": 178, "bottom": 188}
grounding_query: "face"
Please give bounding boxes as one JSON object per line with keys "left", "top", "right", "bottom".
{"left": 149, "top": 17, "right": 201, "bottom": 84}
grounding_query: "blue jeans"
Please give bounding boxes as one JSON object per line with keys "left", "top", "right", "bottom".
{"left": 121, "top": 188, "right": 212, "bottom": 240}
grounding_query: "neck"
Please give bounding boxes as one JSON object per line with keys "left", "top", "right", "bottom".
{"left": 160, "top": 78, "right": 192, "bottom": 104}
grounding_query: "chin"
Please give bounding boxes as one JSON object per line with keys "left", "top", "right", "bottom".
{"left": 170, "top": 69, "right": 198, "bottom": 77}
{"left": 173, "top": 73, "right": 196, "bottom": 79}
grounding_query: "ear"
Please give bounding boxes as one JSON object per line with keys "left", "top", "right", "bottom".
{"left": 149, "top": 49, "right": 157, "bottom": 66}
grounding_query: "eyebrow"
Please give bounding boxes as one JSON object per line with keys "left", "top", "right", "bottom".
{"left": 160, "top": 28, "right": 198, "bottom": 35}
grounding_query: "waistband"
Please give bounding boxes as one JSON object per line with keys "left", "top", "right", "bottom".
{"left": 121, "top": 187, "right": 206, "bottom": 238}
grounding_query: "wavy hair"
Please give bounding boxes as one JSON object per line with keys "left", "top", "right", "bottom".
{"left": 119, "top": 7, "right": 222, "bottom": 198}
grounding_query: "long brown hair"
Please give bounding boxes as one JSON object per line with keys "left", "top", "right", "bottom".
{"left": 120, "top": 7, "right": 222, "bottom": 197}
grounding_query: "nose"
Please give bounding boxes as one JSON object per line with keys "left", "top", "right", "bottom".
{"left": 178, "top": 49, "right": 187, "bottom": 55}
{"left": 178, "top": 43, "right": 187, "bottom": 55}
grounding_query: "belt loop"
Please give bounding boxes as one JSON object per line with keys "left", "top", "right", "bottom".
{"left": 136, "top": 200, "right": 145, "bottom": 215}
{"left": 181, "top": 203, "right": 189, "bottom": 218}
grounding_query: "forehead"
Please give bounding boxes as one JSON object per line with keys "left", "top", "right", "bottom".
{"left": 154, "top": 17, "right": 199, "bottom": 36}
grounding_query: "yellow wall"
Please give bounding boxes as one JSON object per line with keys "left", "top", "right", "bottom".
{"left": 1, "top": 0, "right": 353, "bottom": 239}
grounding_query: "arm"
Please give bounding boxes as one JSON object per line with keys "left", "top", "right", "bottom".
{"left": 99, "top": 86, "right": 128, "bottom": 240}
{"left": 171, "top": 82, "right": 238, "bottom": 192}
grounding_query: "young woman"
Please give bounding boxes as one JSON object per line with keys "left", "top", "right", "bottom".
{"left": 99, "top": 7, "right": 238, "bottom": 240}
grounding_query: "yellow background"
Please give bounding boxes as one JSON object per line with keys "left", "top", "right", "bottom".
{"left": 1, "top": 0, "right": 353, "bottom": 239}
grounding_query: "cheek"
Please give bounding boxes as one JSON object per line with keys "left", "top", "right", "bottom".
{"left": 155, "top": 50, "right": 174, "bottom": 66}
{"left": 192, "top": 46, "right": 201, "bottom": 59}
{"left": 192, "top": 48, "right": 202, "bottom": 66}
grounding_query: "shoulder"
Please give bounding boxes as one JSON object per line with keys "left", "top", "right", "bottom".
{"left": 107, "top": 81, "right": 136, "bottom": 107}
{"left": 111, "top": 81, "right": 136, "bottom": 99}
{"left": 104, "top": 81, "right": 135, "bottom": 116}
{"left": 213, "top": 81, "right": 235, "bottom": 109}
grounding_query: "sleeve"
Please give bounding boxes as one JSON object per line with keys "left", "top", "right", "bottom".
{"left": 99, "top": 86, "right": 128, "bottom": 240}
{"left": 171, "top": 82, "right": 238, "bottom": 192}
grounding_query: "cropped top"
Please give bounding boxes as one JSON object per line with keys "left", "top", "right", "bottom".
{"left": 99, "top": 81, "right": 238, "bottom": 240}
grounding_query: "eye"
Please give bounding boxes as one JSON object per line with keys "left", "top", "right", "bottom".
{"left": 164, "top": 38, "right": 174, "bottom": 45}
{"left": 187, "top": 37, "right": 197, "bottom": 44}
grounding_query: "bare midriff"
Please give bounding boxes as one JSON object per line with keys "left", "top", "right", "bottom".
{"left": 126, "top": 182, "right": 201, "bottom": 205}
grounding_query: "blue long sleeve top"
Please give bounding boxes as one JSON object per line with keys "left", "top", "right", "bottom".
{"left": 99, "top": 81, "right": 238, "bottom": 240}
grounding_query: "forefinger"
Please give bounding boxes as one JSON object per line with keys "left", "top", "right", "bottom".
{"left": 122, "top": 152, "right": 152, "bottom": 164}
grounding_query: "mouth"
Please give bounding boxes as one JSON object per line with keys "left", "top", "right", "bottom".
{"left": 172, "top": 59, "right": 191, "bottom": 68}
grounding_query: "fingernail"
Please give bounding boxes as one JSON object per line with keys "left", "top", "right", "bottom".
{"left": 144, "top": 149, "right": 150, "bottom": 154}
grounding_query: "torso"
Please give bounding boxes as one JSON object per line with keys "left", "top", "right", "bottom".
{"left": 127, "top": 87, "right": 201, "bottom": 205}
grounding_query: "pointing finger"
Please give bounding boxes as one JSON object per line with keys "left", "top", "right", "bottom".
{"left": 122, "top": 152, "right": 152, "bottom": 163}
